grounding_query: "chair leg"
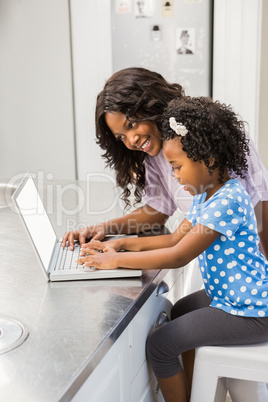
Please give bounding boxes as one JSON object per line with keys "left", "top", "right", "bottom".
{"left": 191, "top": 364, "right": 221, "bottom": 402}
{"left": 215, "top": 377, "right": 227, "bottom": 402}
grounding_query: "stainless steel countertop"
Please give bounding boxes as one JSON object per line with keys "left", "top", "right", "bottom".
{"left": 0, "top": 177, "right": 175, "bottom": 401}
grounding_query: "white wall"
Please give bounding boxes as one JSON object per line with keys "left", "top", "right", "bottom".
{"left": 0, "top": 0, "right": 113, "bottom": 181}
{"left": 258, "top": 0, "right": 268, "bottom": 170}
{"left": 69, "top": 0, "right": 113, "bottom": 180}
{"left": 1, "top": 1, "right": 267, "bottom": 180}
{"left": 213, "top": 0, "right": 263, "bottom": 146}
{"left": 0, "top": 0, "right": 76, "bottom": 180}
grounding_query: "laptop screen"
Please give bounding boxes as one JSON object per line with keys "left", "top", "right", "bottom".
{"left": 13, "top": 175, "right": 57, "bottom": 272}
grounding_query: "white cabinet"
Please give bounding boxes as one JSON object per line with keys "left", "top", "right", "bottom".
{"left": 129, "top": 285, "right": 170, "bottom": 380}
{"left": 129, "top": 285, "right": 172, "bottom": 402}
{"left": 72, "top": 269, "right": 183, "bottom": 402}
{"left": 72, "top": 328, "right": 131, "bottom": 402}
{"left": 131, "top": 361, "right": 163, "bottom": 402}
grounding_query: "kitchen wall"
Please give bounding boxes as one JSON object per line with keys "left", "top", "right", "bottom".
{"left": 69, "top": 0, "right": 113, "bottom": 180}
{"left": 0, "top": 0, "right": 267, "bottom": 181}
{"left": 212, "top": 0, "right": 267, "bottom": 171}
{"left": 0, "top": 0, "right": 77, "bottom": 180}
{"left": 259, "top": 0, "right": 268, "bottom": 170}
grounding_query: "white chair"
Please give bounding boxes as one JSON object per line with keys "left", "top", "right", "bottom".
{"left": 191, "top": 342, "right": 268, "bottom": 402}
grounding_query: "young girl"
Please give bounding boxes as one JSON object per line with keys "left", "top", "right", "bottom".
{"left": 77, "top": 97, "right": 268, "bottom": 402}
{"left": 62, "top": 67, "right": 268, "bottom": 259}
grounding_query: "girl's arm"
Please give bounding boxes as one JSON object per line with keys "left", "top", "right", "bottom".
{"left": 77, "top": 222, "right": 220, "bottom": 270}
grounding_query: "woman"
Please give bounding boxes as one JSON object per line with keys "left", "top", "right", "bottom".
{"left": 62, "top": 67, "right": 268, "bottom": 259}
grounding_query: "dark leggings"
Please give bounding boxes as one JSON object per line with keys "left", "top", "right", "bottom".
{"left": 146, "top": 289, "right": 268, "bottom": 379}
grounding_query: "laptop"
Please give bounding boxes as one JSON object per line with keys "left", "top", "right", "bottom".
{"left": 12, "top": 173, "right": 142, "bottom": 281}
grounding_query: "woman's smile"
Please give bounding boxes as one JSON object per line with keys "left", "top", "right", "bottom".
{"left": 141, "top": 137, "right": 151, "bottom": 151}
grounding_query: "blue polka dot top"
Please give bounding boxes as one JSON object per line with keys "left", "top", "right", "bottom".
{"left": 187, "top": 179, "right": 268, "bottom": 317}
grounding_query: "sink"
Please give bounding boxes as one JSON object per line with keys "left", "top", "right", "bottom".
{"left": 0, "top": 183, "right": 17, "bottom": 208}
{"left": 0, "top": 317, "right": 29, "bottom": 354}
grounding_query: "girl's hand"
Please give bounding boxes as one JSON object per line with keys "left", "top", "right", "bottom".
{"left": 61, "top": 224, "right": 106, "bottom": 250}
{"left": 80, "top": 239, "right": 123, "bottom": 255}
{"left": 76, "top": 246, "right": 118, "bottom": 270}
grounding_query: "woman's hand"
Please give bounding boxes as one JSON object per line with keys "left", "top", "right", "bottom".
{"left": 76, "top": 246, "right": 118, "bottom": 270}
{"left": 61, "top": 224, "right": 106, "bottom": 250}
{"left": 80, "top": 239, "right": 123, "bottom": 255}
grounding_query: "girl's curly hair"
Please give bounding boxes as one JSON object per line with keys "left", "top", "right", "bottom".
{"left": 162, "top": 96, "right": 250, "bottom": 182}
{"left": 95, "top": 67, "right": 184, "bottom": 208}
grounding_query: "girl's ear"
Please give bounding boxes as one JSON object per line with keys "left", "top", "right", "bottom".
{"left": 208, "top": 157, "right": 216, "bottom": 168}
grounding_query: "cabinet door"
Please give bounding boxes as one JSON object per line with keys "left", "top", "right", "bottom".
{"left": 130, "top": 271, "right": 184, "bottom": 402}
{"left": 131, "top": 360, "right": 164, "bottom": 402}
{"left": 129, "top": 287, "right": 172, "bottom": 381}
{"left": 72, "top": 328, "right": 130, "bottom": 402}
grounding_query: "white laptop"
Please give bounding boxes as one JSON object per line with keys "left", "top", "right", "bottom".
{"left": 12, "top": 174, "right": 142, "bottom": 281}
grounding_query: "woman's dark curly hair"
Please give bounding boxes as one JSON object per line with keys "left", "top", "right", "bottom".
{"left": 162, "top": 97, "right": 250, "bottom": 182}
{"left": 95, "top": 67, "right": 184, "bottom": 208}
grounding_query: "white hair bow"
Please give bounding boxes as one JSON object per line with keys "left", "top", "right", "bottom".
{"left": 169, "top": 117, "right": 188, "bottom": 136}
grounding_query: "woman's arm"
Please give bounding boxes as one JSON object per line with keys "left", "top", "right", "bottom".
{"left": 62, "top": 204, "right": 169, "bottom": 250}
{"left": 102, "top": 204, "right": 169, "bottom": 235}
{"left": 81, "top": 218, "right": 192, "bottom": 254}
{"left": 77, "top": 222, "right": 220, "bottom": 270}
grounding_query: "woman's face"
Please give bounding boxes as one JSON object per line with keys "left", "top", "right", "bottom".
{"left": 105, "top": 111, "right": 162, "bottom": 156}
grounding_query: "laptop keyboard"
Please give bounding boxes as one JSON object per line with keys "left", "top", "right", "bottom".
{"left": 59, "top": 244, "right": 80, "bottom": 270}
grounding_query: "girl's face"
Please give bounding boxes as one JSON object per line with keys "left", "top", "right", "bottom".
{"left": 105, "top": 111, "right": 162, "bottom": 156}
{"left": 163, "top": 137, "right": 217, "bottom": 198}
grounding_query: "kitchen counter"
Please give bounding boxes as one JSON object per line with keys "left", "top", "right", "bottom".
{"left": 0, "top": 176, "right": 178, "bottom": 401}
